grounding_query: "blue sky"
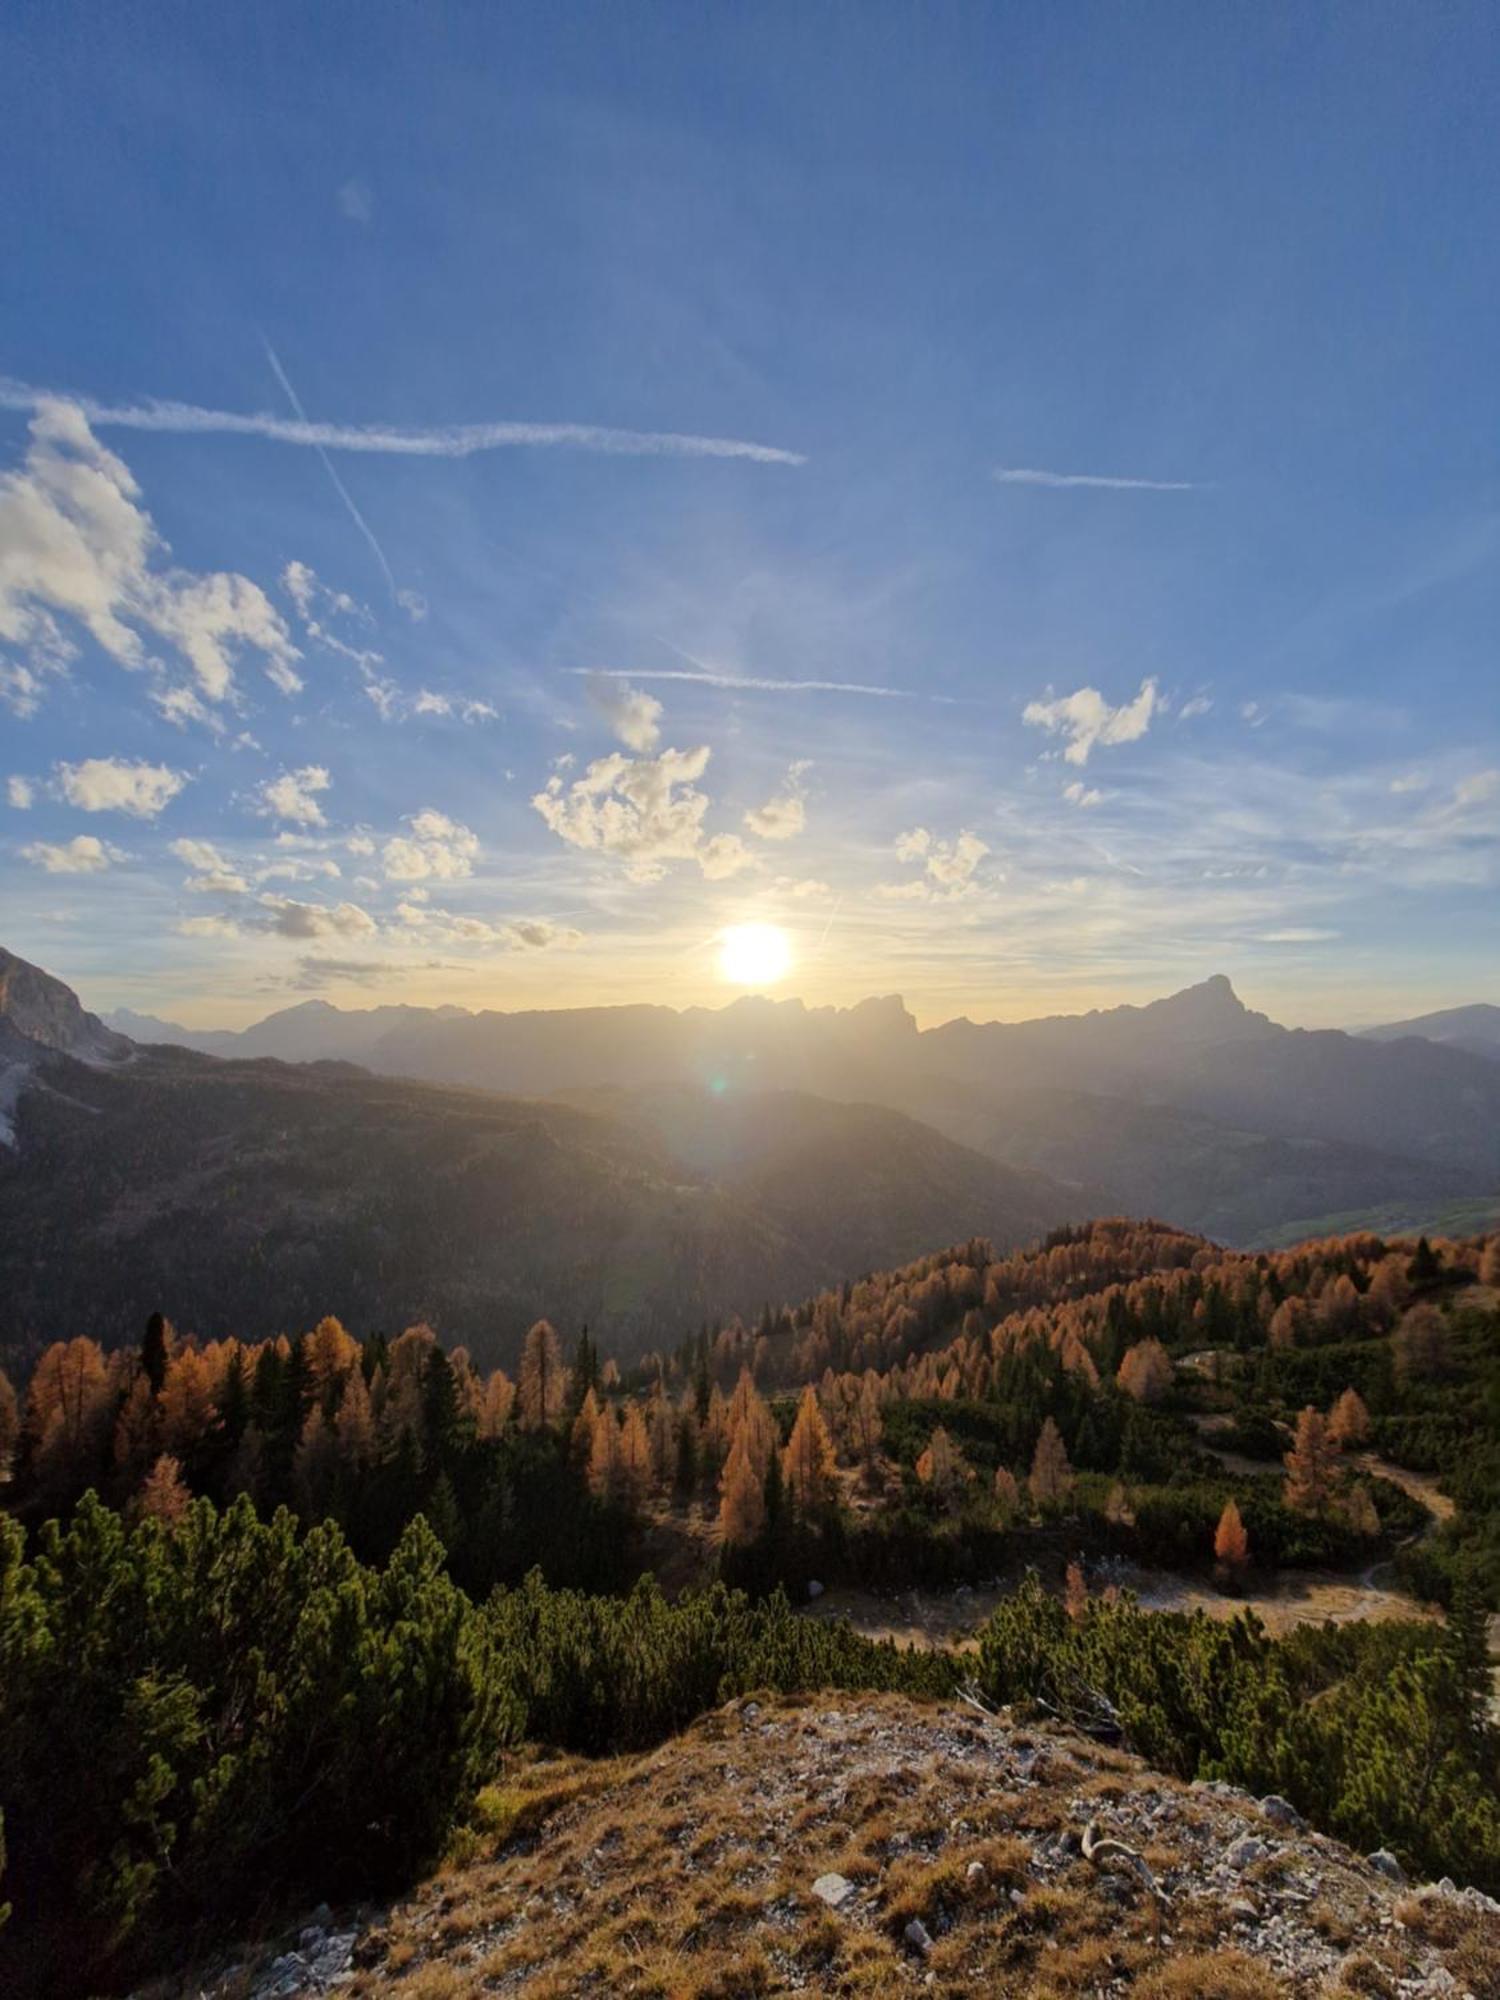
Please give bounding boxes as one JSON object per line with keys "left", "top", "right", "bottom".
{"left": 1, "top": 3, "right": 1496, "bottom": 1028}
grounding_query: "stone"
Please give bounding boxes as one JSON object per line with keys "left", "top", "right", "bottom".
{"left": 1367, "top": 1848, "right": 1406, "bottom": 1885}
{"left": 811, "top": 1872, "right": 857, "bottom": 1911}
{"left": 904, "top": 1917, "right": 934, "bottom": 1956}
{"left": 1259, "top": 1795, "right": 1304, "bottom": 1829}
{"left": 806, "top": 1579, "right": 825, "bottom": 1600}
{"left": 1225, "top": 1835, "right": 1270, "bottom": 1871}
{"left": 965, "top": 1860, "right": 986, "bottom": 1885}
{"left": 1228, "top": 1896, "right": 1259, "bottom": 1923}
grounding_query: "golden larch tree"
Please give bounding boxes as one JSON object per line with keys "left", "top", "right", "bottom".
{"left": 616, "top": 1402, "right": 654, "bottom": 1512}
{"left": 717, "top": 1429, "right": 766, "bottom": 1546}
{"left": 334, "top": 1367, "right": 377, "bottom": 1469}
{"left": 1063, "top": 1561, "right": 1088, "bottom": 1622}
{"left": 587, "top": 1407, "right": 620, "bottom": 1502}
{"left": 1327, "top": 1386, "right": 1371, "bottom": 1448}
{"left": 783, "top": 1385, "right": 838, "bottom": 1516}
{"left": 992, "top": 1464, "right": 1021, "bottom": 1521}
{"left": 570, "top": 1387, "right": 602, "bottom": 1469}
{"left": 1117, "top": 1338, "right": 1173, "bottom": 1404}
{"left": 517, "top": 1319, "right": 565, "bottom": 1429}
{"left": 477, "top": 1369, "right": 515, "bottom": 1440}
{"left": 138, "top": 1453, "right": 191, "bottom": 1527}
{"left": 1029, "top": 1417, "right": 1073, "bottom": 1509}
{"left": 916, "top": 1425, "right": 966, "bottom": 1507}
{"left": 1283, "top": 1406, "right": 1340, "bottom": 1515}
{"left": 1214, "top": 1498, "right": 1250, "bottom": 1580}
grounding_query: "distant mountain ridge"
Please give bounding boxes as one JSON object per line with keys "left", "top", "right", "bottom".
{"left": 2, "top": 947, "right": 1077, "bottom": 1364}
{"left": 1359, "top": 1001, "right": 1500, "bottom": 1061}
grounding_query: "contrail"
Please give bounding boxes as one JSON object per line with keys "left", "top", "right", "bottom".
{"left": 574, "top": 667, "right": 935, "bottom": 701}
{"left": 994, "top": 465, "right": 1200, "bottom": 491}
{"left": 0, "top": 374, "right": 807, "bottom": 465}
{"left": 261, "top": 341, "right": 404, "bottom": 608}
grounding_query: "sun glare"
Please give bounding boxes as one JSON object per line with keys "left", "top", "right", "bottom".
{"left": 717, "top": 922, "right": 793, "bottom": 987}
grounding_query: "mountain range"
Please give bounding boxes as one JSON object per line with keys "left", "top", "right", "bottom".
{"left": 4, "top": 945, "right": 1496, "bottom": 1364}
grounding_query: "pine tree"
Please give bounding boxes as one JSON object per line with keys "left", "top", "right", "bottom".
{"left": 1283, "top": 1406, "right": 1340, "bottom": 1515}
{"left": 0, "top": 1367, "right": 16, "bottom": 1470}
{"left": 1028, "top": 1417, "right": 1073, "bottom": 1510}
{"left": 517, "top": 1320, "right": 564, "bottom": 1429}
{"left": 782, "top": 1384, "right": 837, "bottom": 1517}
{"left": 335, "top": 1367, "right": 377, "bottom": 1468}
{"left": 568, "top": 1326, "right": 600, "bottom": 1418}
{"left": 1407, "top": 1235, "right": 1442, "bottom": 1288}
{"left": 1345, "top": 1483, "right": 1381, "bottom": 1538}
{"left": 1394, "top": 1303, "right": 1451, "bottom": 1384}
{"left": 141, "top": 1311, "right": 172, "bottom": 1396}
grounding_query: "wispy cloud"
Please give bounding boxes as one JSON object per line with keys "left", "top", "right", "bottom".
{"left": 0, "top": 376, "right": 807, "bottom": 465}
{"left": 994, "top": 466, "right": 1200, "bottom": 491}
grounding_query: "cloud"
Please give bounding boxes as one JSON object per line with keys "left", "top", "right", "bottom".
{"left": 22, "top": 834, "right": 127, "bottom": 874}
{"left": 1023, "top": 678, "right": 1158, "bottom": 765}
{"left": 176, "top": 913, "right": 240, "bottom": 939}
{"left": 337, "top": 179, "right": 373, "bottom": 224}
{"left": 782, "top": 877, "right": 832, "bottom": 900}
{"left": 7, "top": 776, "right": 33, "bottom": 809}
{"left": 0, "top": 376, "right": 806, "bottom": 465}
{"left": 257, "top": 765, "right": 332, "bottom": 826}
{"left": 532, "top": 743, "right": 754, "bottom": 882}
{"left": 1178, "top": 695, "right": 1212, "bottom": 721}
{"left": 1453, "top": 769, "right": 1499, "bottom": 810}
{"left": 394, "top": 902, "right": 583, "bottom": 950}
{"left": 1062, "top": 781, "right": 1104, "bottom": 809}
{"left": 744, "top": 760, "right": 811, "bottom": 841}
{"left": 1257, "top": 928, "right": 1341, "bottom": 944}
{"left": 169, "top": 836, "right": 249, "bottom": 895}
{"left": 256, "top": 894, "right": 378, "bottom": 940}
{"left": 382, "top": 808, "right": 480, "bottom": 881}
{"left": 585, "top": 673, "right": 663, "bottom": 751}
{"left": 56, "top": 757, "right": 187, "bottom": 818}
{"left": 994, "top": 466, "right": 1199, "bottom": 491}
{"left": 0, "top": 401, "right": 300, "bottom": 711}
{"left": 256, "top": 856, "right": 342, "bottom": 883}
{"left": 411, "top": 689, "right": 498, "bottom": 722}
{"left": 881, "top": 826, "right": 989, "bottom": 901}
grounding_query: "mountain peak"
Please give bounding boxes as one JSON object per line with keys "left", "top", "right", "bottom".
{"left": 0, "top": 946, "right": 131, "bottom": 1063}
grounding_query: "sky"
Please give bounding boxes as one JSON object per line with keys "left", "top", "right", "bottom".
{"left": 1, "top": 3, "right": 1496, "bottom": 1031}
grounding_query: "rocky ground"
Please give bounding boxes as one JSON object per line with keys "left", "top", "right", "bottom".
{"left": 131, "top": 1692, "right": 1500, "bottom": 2000}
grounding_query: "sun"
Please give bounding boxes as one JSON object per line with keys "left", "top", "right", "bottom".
{"left": 717, "top": 922, "right": 793, "bottom": 987}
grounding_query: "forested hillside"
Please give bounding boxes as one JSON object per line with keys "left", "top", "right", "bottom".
{"left": 2, "top": 1217, "right": 1498, "bottom": 1994}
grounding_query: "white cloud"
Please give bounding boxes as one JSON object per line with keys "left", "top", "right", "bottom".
{"left": 0, "top": 376, "right": 806, "bottom": 465}
{"left": 994, "top": 466, "right": 1199, "bottom": 491}
{"left": 7, "top": 776, "right": 33, "bottom": 809}
{"left": 411, "top": 688, "right": 497, "bottom": 722}
{"left": 257, "top": 765, "right": 331, "bottom": 826}
{"left": 395, "top": 901, "right": 583, "bottom": 950}
{"left": 570, "top": 666, "right": 922, "bottom": 701}
{"left": 382, "top": 808, "right": 479, "bottom": 881}
{"left": 169, "top": 836, "right": 249, "bottom": 896}
{"left": 256, "top": 894, "right": 378, "bottom": 940}
{"left": 22, "top": 833, "right": 127, "bottom": 874}
{"left": 783, "top": 877, "right": 831, "bottom": 900}
{"left": 882, "top": 826, "right": 989, "bottom": 901}
{"left": 337, "top": 178, "right": 373, "bottom": 224}
{"left": 585, "top": 674, "right": 664, "bottom": 752}
{"left": 1023, "top": 678, "right": 1158, "bottom": 765}
{"left": 532, "top": 744, "right": 755, "bottom": 882}
{"left": 1178, "top": 695, "right": 1212, "bottom": 721}
{"left": 56, "top": 757, "right": 187, "bottom": 818}
{"left": 176, "top": 913, "right": 240, "bottom": 939}
{"left": 1062, "top": 781, "right": 1104, "bottom": 809}
{"left": 744, "top": 761, "right": 810, "bottom": 841}
{"left": 256, "top": 856, "right": 342, "bottom": 883}
{"left": 1258, "top": 928, "right": 1341, "bottom": 944}
{"left": 0, "top": 660, "right": 53, "bottom": 717}
{"left": 0, "top": 401, "right": 300, "bottom": 711}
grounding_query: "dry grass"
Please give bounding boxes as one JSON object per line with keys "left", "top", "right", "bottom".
{"left": 175, "top": 1691, "right": 1499, "bottom": 2000}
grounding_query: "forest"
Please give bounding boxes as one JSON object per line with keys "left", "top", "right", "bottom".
{"left": 1, "top": 1217, "right": 1497, "bottom": 1994}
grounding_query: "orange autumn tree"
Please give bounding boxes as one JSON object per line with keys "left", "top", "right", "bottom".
{"left": 1327, "top": 1386, "right": 1371, "bottom": 1448}
{"left": 1029, "top": 1417, "right": 1073, "bottom": 1511}
{"left": 1116, "top": 1338, "right": 1173, "bottom": 1404}
{"left": 517, "top": 1319, "right": 565, "bottom": 1429}
{"left": 782, "top": 1385, "right": 838, "bottom": 1517}
{"left": 137, "top": 1452, "right": 191, "bottom": 1527}
{"left": 1283, "top": 1407, "right": 1340, "bottom": 1515}
{"left": 718, "top": 1429, "right": 766, "bottom": 1546}
{"left": 1214, "top": 1498, "right": 1250, "bottom": 1584}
